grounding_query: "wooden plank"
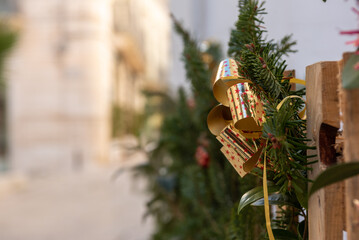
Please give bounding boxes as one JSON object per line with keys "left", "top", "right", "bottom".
{"left": 341, "top": 52, "right": 359, "bottom": 240}
{"left": 306, "top": 61, "right": 344, "bottom": 240}
{"left": 283, "top": 69, "right": 296, "bottom": 91}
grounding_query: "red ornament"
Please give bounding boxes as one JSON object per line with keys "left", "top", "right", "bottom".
{"left": 268, "top": 133, "right": 281, "bottom": 149}
{"left": 195, "top": 146, "right": 210, "bottom": 168}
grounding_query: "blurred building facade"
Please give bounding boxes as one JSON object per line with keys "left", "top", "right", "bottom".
{"left": 5, "top": 0, "right": 170, "bottom": 174}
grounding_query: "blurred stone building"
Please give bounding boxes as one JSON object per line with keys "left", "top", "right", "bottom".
{"left": 3, "top": 0, "right": 170, "bottom": 174}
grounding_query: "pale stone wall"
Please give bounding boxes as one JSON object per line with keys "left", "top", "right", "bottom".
{"left": 8, "top": 0, "right": 114, "bottom": 174}
{"left": 6, "top": 0, "right": 170, "bottom": 174}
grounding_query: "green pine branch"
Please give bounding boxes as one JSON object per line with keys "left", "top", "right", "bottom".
{"left": 171, "top": 15, "right": 218, "bottom": 131}
{"left": 137, "top": 13, "right": 265, "bottom": 239}
{"left": 171, "top": 15, "right": 213, "bottom": 99}
{"left": 228, "top": 0, "right": 297, "bottom": 102}
{"left": 228, "top": 1, "right": 312, "bottom": 238}
{"left": 0, "top": 23, "right": 16, "bottom": 97}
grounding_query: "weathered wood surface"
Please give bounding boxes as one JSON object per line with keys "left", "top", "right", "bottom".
{"left": 306, "top": 61, "right": 345, "bottom": 240}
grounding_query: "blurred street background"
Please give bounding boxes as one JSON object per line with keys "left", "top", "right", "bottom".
{"left": 0, "top": 136, "right": 154, "bottom": 240}
{"left": 0, "top": 0, "right": 356, "bottom": 239}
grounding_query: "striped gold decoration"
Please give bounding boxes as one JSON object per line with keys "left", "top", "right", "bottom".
{"left": 208, "top": 58, "right": 306, "bottom": 178}
{"left": 216, "top": 125, "right": 264, "bottom": 176}
{"left": 220, "top": 146, "right": 246, "bottom": 177}
{"left": 226, "top": 82, "right": 265, "bottom": 137}
{"left": 213, "top": 58, "right": 251, "bottom": 106}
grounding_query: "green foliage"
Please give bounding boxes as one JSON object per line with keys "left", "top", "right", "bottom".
{"left": 251, "top": 192, "right": 301, "bottom": 210}
{"left": 271, "top": 229, "right": 298, "bottom": 240}
{"left": 262, "top": 100, "right": 312, "bottom": 197}
{"left": 227, "top": 0, "right": 313, "bottom": 238}
{"left": 0, "top": 22, "right": 16, "bottom": 85}
{"left": 0, "top": 22, "right": 16, "bottom": 161}
{"left": 342, "top": 54, "right": 359, "bottom": 89}
{"left": 237, "top": 184, "right": 280, "bottom": 214}
{"left": 229, "top": 0, "right": 311, "bottom": 193}
{"left": 137, "top": 14, "right": 265, "bottom": 239}
{"left": 111, "top": 104, "right": 145, "bottom": 137}
{"left": 172, "top": 16, "right": 217, "bottom": 130}
{"left": 140, "top": 86, "right": 265, "bottom": 239}
{"left": 228, "top": 0, "right": 297, "bottom": 102}
{"left": 140, "top": 1, "right": 313, "bottom": 239}
{"left": 309, "top": 162, "right": 359, "bottom": 197}
{"left": 228, "top": 206, "right": 265, "bottom": 240}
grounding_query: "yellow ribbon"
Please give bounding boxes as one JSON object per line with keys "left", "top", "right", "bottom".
{"left": 263, "top": 139, "right": 275, "bottom": 240}
{"left": 276, "top": 95, "right": 307, "bottom": 120}
{"left": 287, "top": 78, "right": 306, "bottom": 119}
{"left": 289, "top": 78, "right": 306, "bottom": 86}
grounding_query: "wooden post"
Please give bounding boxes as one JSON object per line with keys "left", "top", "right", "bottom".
{"left": 341, "top": 53, "right": 359, "bottom": 239}
{"left": 283, "top": 70, "right": 296, "bottom": 91}
{"left": 306, "top": 61, "right": 345, "bottom": 240}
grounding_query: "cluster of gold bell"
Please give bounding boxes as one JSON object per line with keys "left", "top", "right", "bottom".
{"left": 207, "top": 58, "right": 266, "bottom": 177}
